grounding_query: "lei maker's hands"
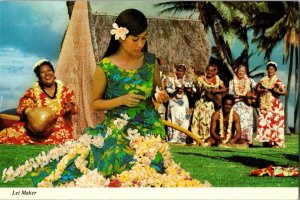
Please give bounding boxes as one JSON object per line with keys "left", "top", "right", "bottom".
{"left": 121, "top": 94, "right": 145, "bottom": 107}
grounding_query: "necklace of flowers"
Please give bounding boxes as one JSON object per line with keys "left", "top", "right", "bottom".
{"left": 110, "top": 23, "right": 129, "bottom": 40}
{"left": 259, "top": 75, "right": 278, "bottom": 113}
{"left": 219, "top": 108, "right": 234, "bottom": 144}
{"left": 198, "top": 75, "right": 220, "bottom": 89}
{"left": 261, "top": 75, "right": 278, "bottom": 89}
{"left": 33, "top": 80, "right": 63, "bottom": 115}
{"left": 233, "top": 75, "right": 250, "bottom": 96}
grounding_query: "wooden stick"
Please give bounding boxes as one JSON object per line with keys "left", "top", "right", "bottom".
{"left": 162, "top": 119, "right": 204, "bottom": 145}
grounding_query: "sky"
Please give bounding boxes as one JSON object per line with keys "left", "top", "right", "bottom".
{"left": 0, "top": 1, "right": 297, "bottom": 127}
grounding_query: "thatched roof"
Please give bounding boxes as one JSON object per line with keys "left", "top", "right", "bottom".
{"left": 91, "top": 14, "right": 211, "bottom": 72}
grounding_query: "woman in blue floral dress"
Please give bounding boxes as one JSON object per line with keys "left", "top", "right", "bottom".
{"left": 2, "top": 9, "right": 208, "bottom": 187}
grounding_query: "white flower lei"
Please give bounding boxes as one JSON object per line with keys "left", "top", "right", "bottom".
{"left": 233, "top": 75, "right": 250, "bottom": 96}
{"left": 261, "top": 75, "right": 278, "bottom": 90}
{"left": 219, "top": 108, "right": 234, "bottom": 144}
{"left": 110, "top": 23, "right": 129, "bottom": 40}
{"left": 259, "top": 75, "right": 278, "bottom": 113}
{"left": 198, "top": 75, "right": 220, "bottom": 89}
{"left": 2, "top": 113, "right": 209, "bottom": 188}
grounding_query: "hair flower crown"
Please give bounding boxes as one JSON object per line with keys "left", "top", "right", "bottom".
{"left": 267, "top": 61, "right": 278, "bottom": 68}
{"left": 110, "top": 23, "right": 129, "bottom": 40}
{"left": 33, "top": 59, "right": 49, "bottom": 71}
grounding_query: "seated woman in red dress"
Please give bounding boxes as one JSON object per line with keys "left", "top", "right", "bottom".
{"left": 0, "top": 59, "right": 78, "bottom": 144}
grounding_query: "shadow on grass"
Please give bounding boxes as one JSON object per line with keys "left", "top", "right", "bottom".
{"left": 283, "top": 154, "right": 299, "bottom": 162}
{"left": 177, "top": 152, "right": 277, "bottom": 168}
{"left": 220, "top": 155, "right": 277, "bottom": 168}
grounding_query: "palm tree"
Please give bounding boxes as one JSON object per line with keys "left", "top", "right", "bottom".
{"left": 249, "top": 1, "right": 299, "bottom": 133}
{"left": 154, "top": 1, "right": 253, "bottom": 77}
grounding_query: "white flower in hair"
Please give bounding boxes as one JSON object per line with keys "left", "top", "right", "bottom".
{"left": 110, "top": 23, "right": 129, "bottom": 40}
{"left": 33, "top": 59, "right": 49, "bottom": 71}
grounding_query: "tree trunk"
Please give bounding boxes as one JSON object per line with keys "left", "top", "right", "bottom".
{"left": 295, "top": 47, "right": 299, "bottom": 134}
{"left": 284, "top": 46, "right": 294, "bottom": 134}
{"left": 210, "top": 24, "right": 235, "bottom": 76}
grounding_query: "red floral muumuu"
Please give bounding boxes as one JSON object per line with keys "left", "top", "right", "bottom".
{"left": 0, "top": 80, "right": 78, "bottom": 144}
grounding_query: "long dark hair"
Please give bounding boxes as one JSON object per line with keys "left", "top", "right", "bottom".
{"left": 103, "top": 9, "right": 148, "bottom": 58}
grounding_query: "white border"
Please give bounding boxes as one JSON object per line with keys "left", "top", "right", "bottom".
{"left": 0, "top": 187, "right": 298, "bottom": 200}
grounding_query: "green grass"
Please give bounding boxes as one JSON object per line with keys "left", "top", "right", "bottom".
{"left": 170, "top": 134, "right": 299, "bottom": 187}
{"left": 0, "top": 134, "right": 298, "bottom": 187}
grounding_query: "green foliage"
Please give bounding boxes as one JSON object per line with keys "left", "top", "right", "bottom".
{"left": 0, "top": 135, "right": 298, "bottom": 187}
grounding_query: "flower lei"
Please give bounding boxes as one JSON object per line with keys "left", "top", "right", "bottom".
{"left": 110, "top": 23, "right": 129, "bottom": 40}
{"left": 233, "top": 75, "right": 250, "bottom": 96}
{"left": 198, "top": 75, "right": 220, "bottom": 90}
{"left": 219, "top": 108, "right": 234, "bottom": 144}
{"left": 33, "top": 80, "right": 63, "bottom": 115}
{"left": 2, "top": 114, "right": 210, "bottom": 188}
{"left": 259, "top": 75, "right": 278, "bottom": 113}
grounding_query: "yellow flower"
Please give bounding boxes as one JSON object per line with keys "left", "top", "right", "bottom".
{"left": 38, "top": 180, "right": 53, "bottom": 188}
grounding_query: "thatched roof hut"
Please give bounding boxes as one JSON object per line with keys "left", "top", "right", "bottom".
{"left": 91, "top": 14, "right": 211, "bottom": 72}
{"left": 56, "top": 1, "right": 211, "bottom": 138}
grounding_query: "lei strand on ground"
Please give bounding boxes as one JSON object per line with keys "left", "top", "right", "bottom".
{"left": 2, "top": 114, "right": 210, "bottom": 187}
{"left": 219, "top": 108, "right": 234, "bottom": 144}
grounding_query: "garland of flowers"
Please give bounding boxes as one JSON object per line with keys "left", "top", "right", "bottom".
{"left": 233, "top": 75, "right": 250, "bottom": 96}
{"left": 33, "top": 80, "right": 63, "bottom": 115}
{"left": 2, "top": 134, "right": 105, "bottom": 186}
{"left": 219, "top": 108, "right": 234, "bottom": 144}
{"left": 113, "top": 133, "right": 209, "bottom": 187}
{"left": 2, "top": 114, "right": 210, "bottom": 188}
{"left": 198, "top": 75, "right": 220, "bottom": 89}
{"left": 259, "top": 75, "right": 278, "bottom": 113}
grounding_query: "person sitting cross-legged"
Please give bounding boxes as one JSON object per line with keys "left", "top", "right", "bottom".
{"left": 204, "top": 94, "right": 248, "bottom": 147}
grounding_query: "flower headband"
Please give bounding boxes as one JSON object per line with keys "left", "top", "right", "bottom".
{"left": 266, "top": 61, "right": 278, "bottom": 68}
{"left": 33, "top": 59, "right": 49, "bottom": 71}
{"left": 110, "top": 23, "right": 129, "bottom": 40}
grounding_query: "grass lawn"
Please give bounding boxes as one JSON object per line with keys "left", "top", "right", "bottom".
{"left": 0, "top": 134, "right": 298, "bottom": 187}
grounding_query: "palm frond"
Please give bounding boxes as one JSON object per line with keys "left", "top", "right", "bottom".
{"left": 154, "top": 1, "right": 197, "bottom": 15}
{"left": 264, "top": 15, "right": 286, "bottom": 38}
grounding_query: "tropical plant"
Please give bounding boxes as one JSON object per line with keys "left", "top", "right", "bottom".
{"left": 249, "top": 1, "right": 299, "bottom": 133}
{"left": 154, "top": 1, "right": 254, "bottom": 77}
